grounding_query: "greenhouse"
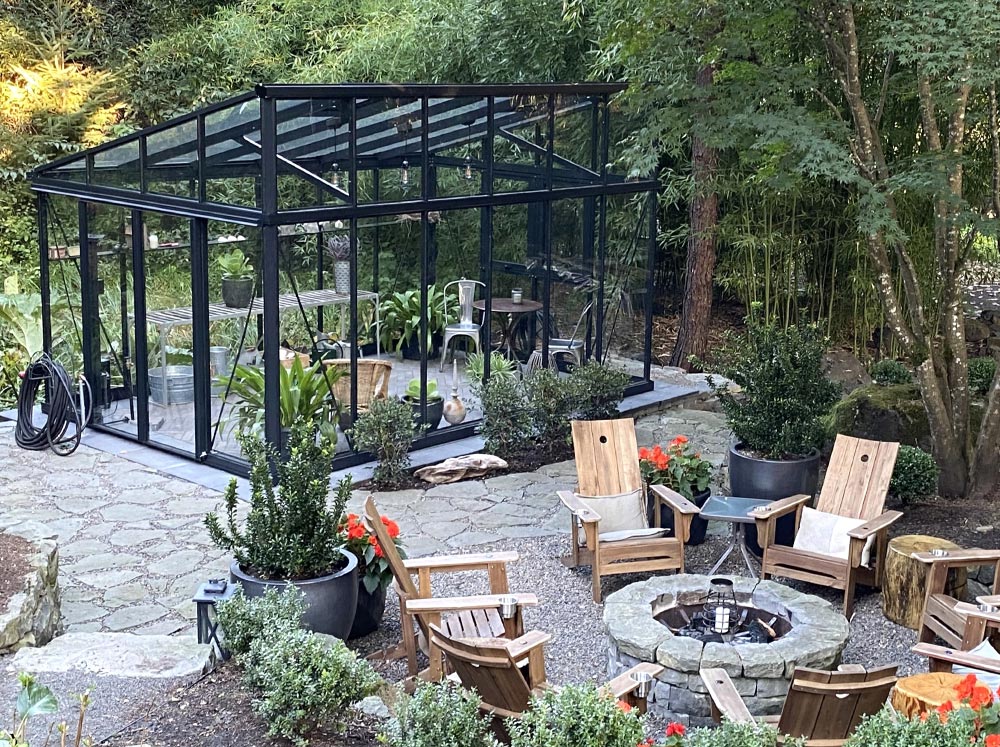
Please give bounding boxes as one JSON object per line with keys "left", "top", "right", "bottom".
{"left": 30, "top": 82, "right": 659, "bottom": 474}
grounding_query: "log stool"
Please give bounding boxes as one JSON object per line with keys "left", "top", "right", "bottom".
{"left": 883, "top": 535, "right": 967, "bottom": 630}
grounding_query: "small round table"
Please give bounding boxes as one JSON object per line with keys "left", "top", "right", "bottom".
{"left": 698, "top": 495, "right": 773, "bottom": 578}
{"left": 473, "top": 298, "right": 543, "bottom": 360}
{"left": 891, "top": 672, "right": 969, "bottom": 718}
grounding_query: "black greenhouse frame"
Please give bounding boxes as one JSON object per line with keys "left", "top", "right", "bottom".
{"left": 31, "top": 83, "right": 659, "bottom": 476}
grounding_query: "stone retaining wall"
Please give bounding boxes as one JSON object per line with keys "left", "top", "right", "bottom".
{"left": 0, "top": 520, "right": 62, "bottom": 653}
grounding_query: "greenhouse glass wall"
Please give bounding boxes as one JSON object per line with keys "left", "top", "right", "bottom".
{"left": 30, "top": 83, "right": 658, "bottom": 475}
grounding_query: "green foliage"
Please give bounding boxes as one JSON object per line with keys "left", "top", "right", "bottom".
{"left": 215, "top": 248, "right": 252, "bottom": 279}
{"left": 244, "top": 628, "right": 380, "bottom": 746}
{"left": 348, "top": 397, "right": 422, "bottom": 489}
{"left": 466, "top": 351, "right": 518, "bottom": 391}
{"left": 405, "top": 377, "right": 441, "bottom": 402}
{"left": 682, "top": 720, "right": 805, "bottom": 747}
{"left": 216, "top": 585, "right": 304, "bottom": 659}
{"left": 706, "top": 312, "right": 840, "bottom": 458}
{"left": 1, "top": 671, "right": 91, "bottom": 747}
{"left": 505, "top": 684, "right": 645, "bottom": 747}
{"left": 205, "top": 420, "right": 351, "bottom": 580}
{"left": 524, "top": 367, "right": 574, "bottom": 445}
{"left": 225, "top": 357, "right": 341, "bottom": 444}
{"left": 479, "top": 375, "right": 532, "bottom": 459}
{"left": 969, "top": 357, "right": 997, "bottom": 397}
{"left": 567, "top": 362, "right": 630, "bottom": 421}
{"left": 378, "top": 285, "right": 454, "bottom": 355}
{"left": 889, "top": 445, "right": 940, "bottom": 503}
{"left": 383, "top": 681, "right": 500, "bottom": 747}
{"left": 844, "top": 708, "right": 976, "bottom": 747}
{"left": 870, "top": 360, "right": 913, "bottom": 387}
{"left": 0, "top": 292, "right": 46, "bottom": 357}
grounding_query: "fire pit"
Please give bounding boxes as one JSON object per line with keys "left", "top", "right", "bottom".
{"left": 604, "top": 574, "right": 849, "bottom": 718}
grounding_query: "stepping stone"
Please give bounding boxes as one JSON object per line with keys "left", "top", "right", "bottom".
{"left": 8, "top": 632, "right": 214, "bottom": 678}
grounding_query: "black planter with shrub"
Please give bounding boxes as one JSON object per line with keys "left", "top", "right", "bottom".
{"left": 702, "top": 307, "right": 841, "bottom": 556}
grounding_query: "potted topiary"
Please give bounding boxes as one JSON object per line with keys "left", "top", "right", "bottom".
{"left": 339, "top": 511, "right": 406, "bottom": 639}
{"left": 704, "top": 309, "right": 840, "bottom": 550}
{"left": 216, "top": 249, "right": 254, "bottom": 308}
{"left": 205, "top": 419, "right": 359, "bottom": 638}
{"left": 640, "top": 436, "right": 714, "bottom": 545}
{"left": 402, "top": 377, "right": 444, "bottom": 432}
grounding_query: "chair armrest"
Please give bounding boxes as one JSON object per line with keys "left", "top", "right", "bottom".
{"left": 404, "top": 593, "right": 538, "bottom": 616}
{"left": 912, "top": 643, "right": 1000, "bottom": 675}
{"left": 604, "top": 662, "right": 664, "bottom": 700}
{"left": 847, "top": 510, "right": 903, "bottom": 539}
{"left": 402, "top": 551, "right": 519, "bottom": 573}
{"left": 750, "top": 494, "right": 811, "bottom": 522}
{"left": 504, "top": 629, "right": 552, "bottom": 659}
{"left": 649, "top": 485, "right": 700, "bottom": 515}
{"left": 558, "top": 490, "right": 601, "bottom": 524}
{"left": 954, "top": 601, "right": 1000, "bottom": 626}
{"left": 700, "top": 668, "right": 754, "bottom": 723}
{"left": 977, "top": 595, "right": 1000, "bottom": 606}
{"left": 912, "top": 548, "right": 1000, "bottom": 567}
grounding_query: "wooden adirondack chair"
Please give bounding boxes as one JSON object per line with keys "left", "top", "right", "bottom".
{"left": 751, "top": 435, "right": 902, "bottom": 617}
{"left": 913, "top": 547, "right": 1000, "bottom": 649}
{"left": 559, "top": 418, "right": 700, "bottom": 602}
{"left": 913, "top": 592, "right": 1000, "bottom": 675}
{"left": 364, "top": 495, "right": 537, "bottom": 681}
{"left": 429, "top": 622, "right": 662, "bottom": 739}
{"left": 701, "top": 664, "right": 898, "bottom": 746}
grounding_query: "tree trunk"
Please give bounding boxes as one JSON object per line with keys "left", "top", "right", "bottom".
{"left": 670, "top": 64, "right": 718, "bottom": 370}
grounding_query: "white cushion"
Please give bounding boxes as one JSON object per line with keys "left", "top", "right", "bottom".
{"left": 953, "top": 639, "right": 1000, "bottom": 692}
{"left": 792, "top": 506, "right": 875, "bottom": 566}
{"left": 577, "top": 488, "right": 647, "bottom": 536}
{"left": 599, "top": 527, "right": 669, "bottom": 542}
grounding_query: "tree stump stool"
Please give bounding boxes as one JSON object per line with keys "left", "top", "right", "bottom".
{"left": 883, "top": 534, "right": 967, "bottom": 630}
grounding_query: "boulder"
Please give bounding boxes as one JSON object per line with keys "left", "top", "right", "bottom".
{"left": 823, "top": 349, "right": 872, "bottom": 394}
{"left": 966, "top": 318, "right": 991, "bottom": 343}
{"left": 826, "top": 383, "right": 931, "bottom": 450}
{"left": 0, "top": 521, "right": 61, "bottom": 654}
{"left": 415, "top": 454, "right": 508, "bottom": 484}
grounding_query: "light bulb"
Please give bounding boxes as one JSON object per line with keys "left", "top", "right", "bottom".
{"left": 331, "top": 163, "right": 341, "bottom": 188}
{"left": 462, "top": 154, "right": 474, "bottom": 181}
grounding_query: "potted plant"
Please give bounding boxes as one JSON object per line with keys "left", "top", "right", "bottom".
{"left": 705, "top": 308, "right": 840, "bottom": 550}
{"left": 205, "top": 419, "right": 359, "bottom": 638}
{"left": 339, "top": 511, "right": 406, "bottom": 638}
{"left": 222, "top": 356, "right": 342, "bottom": 450}
{"left": 216, "top": 249, "right": 254, "bottom": 308}
{"left": 402, "top": 376, "right": 444, "bottom": 431}
{"left": 640, "top": 436, "right": 713, "bottom": 545}
{"left": 378, "top": 284, "right": 454, "bottom": 359}
{"left": 326, "top": 234, "right": 351, "bottom": 294}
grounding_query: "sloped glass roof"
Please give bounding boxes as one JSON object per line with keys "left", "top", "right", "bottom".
{"left": 31, "top": 83, "right": 640, "bottom": 224}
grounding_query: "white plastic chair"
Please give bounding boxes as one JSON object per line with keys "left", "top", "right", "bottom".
{"left": 439, "top": 278, "right": 485, "bottom": 370}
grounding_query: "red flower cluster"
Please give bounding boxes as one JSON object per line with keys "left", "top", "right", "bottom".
{"left": 635, "top": 721, "right": 686, "bottom": 747}
{"left": 638, "top": 445, "right": 670, "bottom": 471}
{"left": 986, "top": 734, "right": 1000, "bottom": 747}
{"left": 665, "top": 723, "right": 686, "bottom": 737}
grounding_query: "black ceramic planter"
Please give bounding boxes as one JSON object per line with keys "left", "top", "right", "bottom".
{"left": 405, "top": 396, "right": 444, "bottom": 432}
{"left": 728, "top": 443, "right": 820, "bottom": 556}
{"left": 230, "top": 549, "right": 359, "bottom": 639}
{"left": 650, "top": 488, "right": 711, "bottom": 546}
{"left": 348, "top": 583, "right": 387, "bottom": 639}
{"left": 221, "top": 277, "right": 254, "bottom": 308}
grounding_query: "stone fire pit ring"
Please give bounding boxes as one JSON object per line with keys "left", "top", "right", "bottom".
{"left": 604, "top": 574, "right": 849, "bottom": 719}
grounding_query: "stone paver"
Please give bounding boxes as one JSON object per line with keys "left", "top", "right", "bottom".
{"left": 0, "top": 402, "right": 732, "bottom": 636}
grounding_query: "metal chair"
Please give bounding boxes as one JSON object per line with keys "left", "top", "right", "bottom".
{"left": 439, "top": 278, "right": 485, "bottom": 370}
{"left": 526, "top": 301, "right": 592, "bottom": 372}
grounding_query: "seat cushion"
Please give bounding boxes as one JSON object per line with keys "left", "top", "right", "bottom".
{"left": 792, "top": 506, "right": 874, "bottom": 566}
{"left": 599, "top": 527, "right": 670, "bottom": 542}
{"left": 578, "top": 488, "right": 647, "bottom": 536}
{"left": 953, "top": 639, "right": 1000, "bottom": 692}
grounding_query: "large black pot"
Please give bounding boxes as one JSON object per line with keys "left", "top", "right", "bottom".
{"left": 650, "top": 488, "right": 711, "bottom": 546}
{"left": 229, "top": 549, "right": 359, "bottom": 639}
{"left": 221, "top": 277, "right": 254, "bottom": 308}
{"left": 405, "top": 396, "right": 444, "bottom": 432}
{"left": 729, "top": 443, "right": 820, "bottom": 556}
{"left": 348, "top": 582, "right": 387, "bottom": 639}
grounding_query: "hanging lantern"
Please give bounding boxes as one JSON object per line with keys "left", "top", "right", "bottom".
{"left": 400, "top": 159, "right": 411, "bottom": 191}
{"left": 331, "top": 162, "right": 342, "bottom": 188}
{"left": 704, "top": 577, "right": 738, "bottom": 635}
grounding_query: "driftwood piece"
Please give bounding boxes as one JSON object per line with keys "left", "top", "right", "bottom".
{"left": 883, "top": 534, "right": 967, "bottom": 630}
{"left": 415, "top": 454, "right": 508, "bottom": 484}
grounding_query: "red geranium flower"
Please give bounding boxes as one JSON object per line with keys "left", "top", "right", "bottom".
{"left": 985, "top": 733, "right": 1000, "bottom": 747}
{"left": 347, "top": 524, "right": 365, "bottom": 541}
{"left": 616, "top": 700, "right": 632, "bottom": 713}
{"left": 381, "top": 515, "right": 401, "bottom": 538}
{"left": 957, "top": 673, "right": 978, "bottom": 700}
{"left": 969, "top": 685, "right": 993, "bottom": 710}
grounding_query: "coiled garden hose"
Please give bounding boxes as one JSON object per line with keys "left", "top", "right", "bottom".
{"left": 15, "top": 353, "right": 90, "bottom": 456}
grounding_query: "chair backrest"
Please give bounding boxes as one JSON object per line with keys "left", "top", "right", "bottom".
{"left": 328, "top": 359, "right": 392, "bottom": 409}
{"left": 571, "top": 418, "right": 642, "bottom": 497}
{"left": 564, "top": 301, "right": 594, "bottom": 344}
{"left": 364, "top": 495, "right": 417, "bottom": 600}
{"left": 815, "top": 435, "right": 899, "bottom": 520}
{"left": 777, "top": 664, "right": 898, "bottom": 743}
{"left": 429, "top": 623, "right": 534, "bottom": 716}
{"left": 444, "top": 278, "right": 485, "bottom": 327}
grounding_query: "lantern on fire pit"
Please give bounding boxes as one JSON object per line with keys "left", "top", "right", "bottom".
{"left": 705, "top": 577, "right": 738, "bottom": 634}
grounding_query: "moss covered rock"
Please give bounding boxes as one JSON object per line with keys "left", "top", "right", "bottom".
{"left": 826, "top": 383, "right": 931, "bottom": 449}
